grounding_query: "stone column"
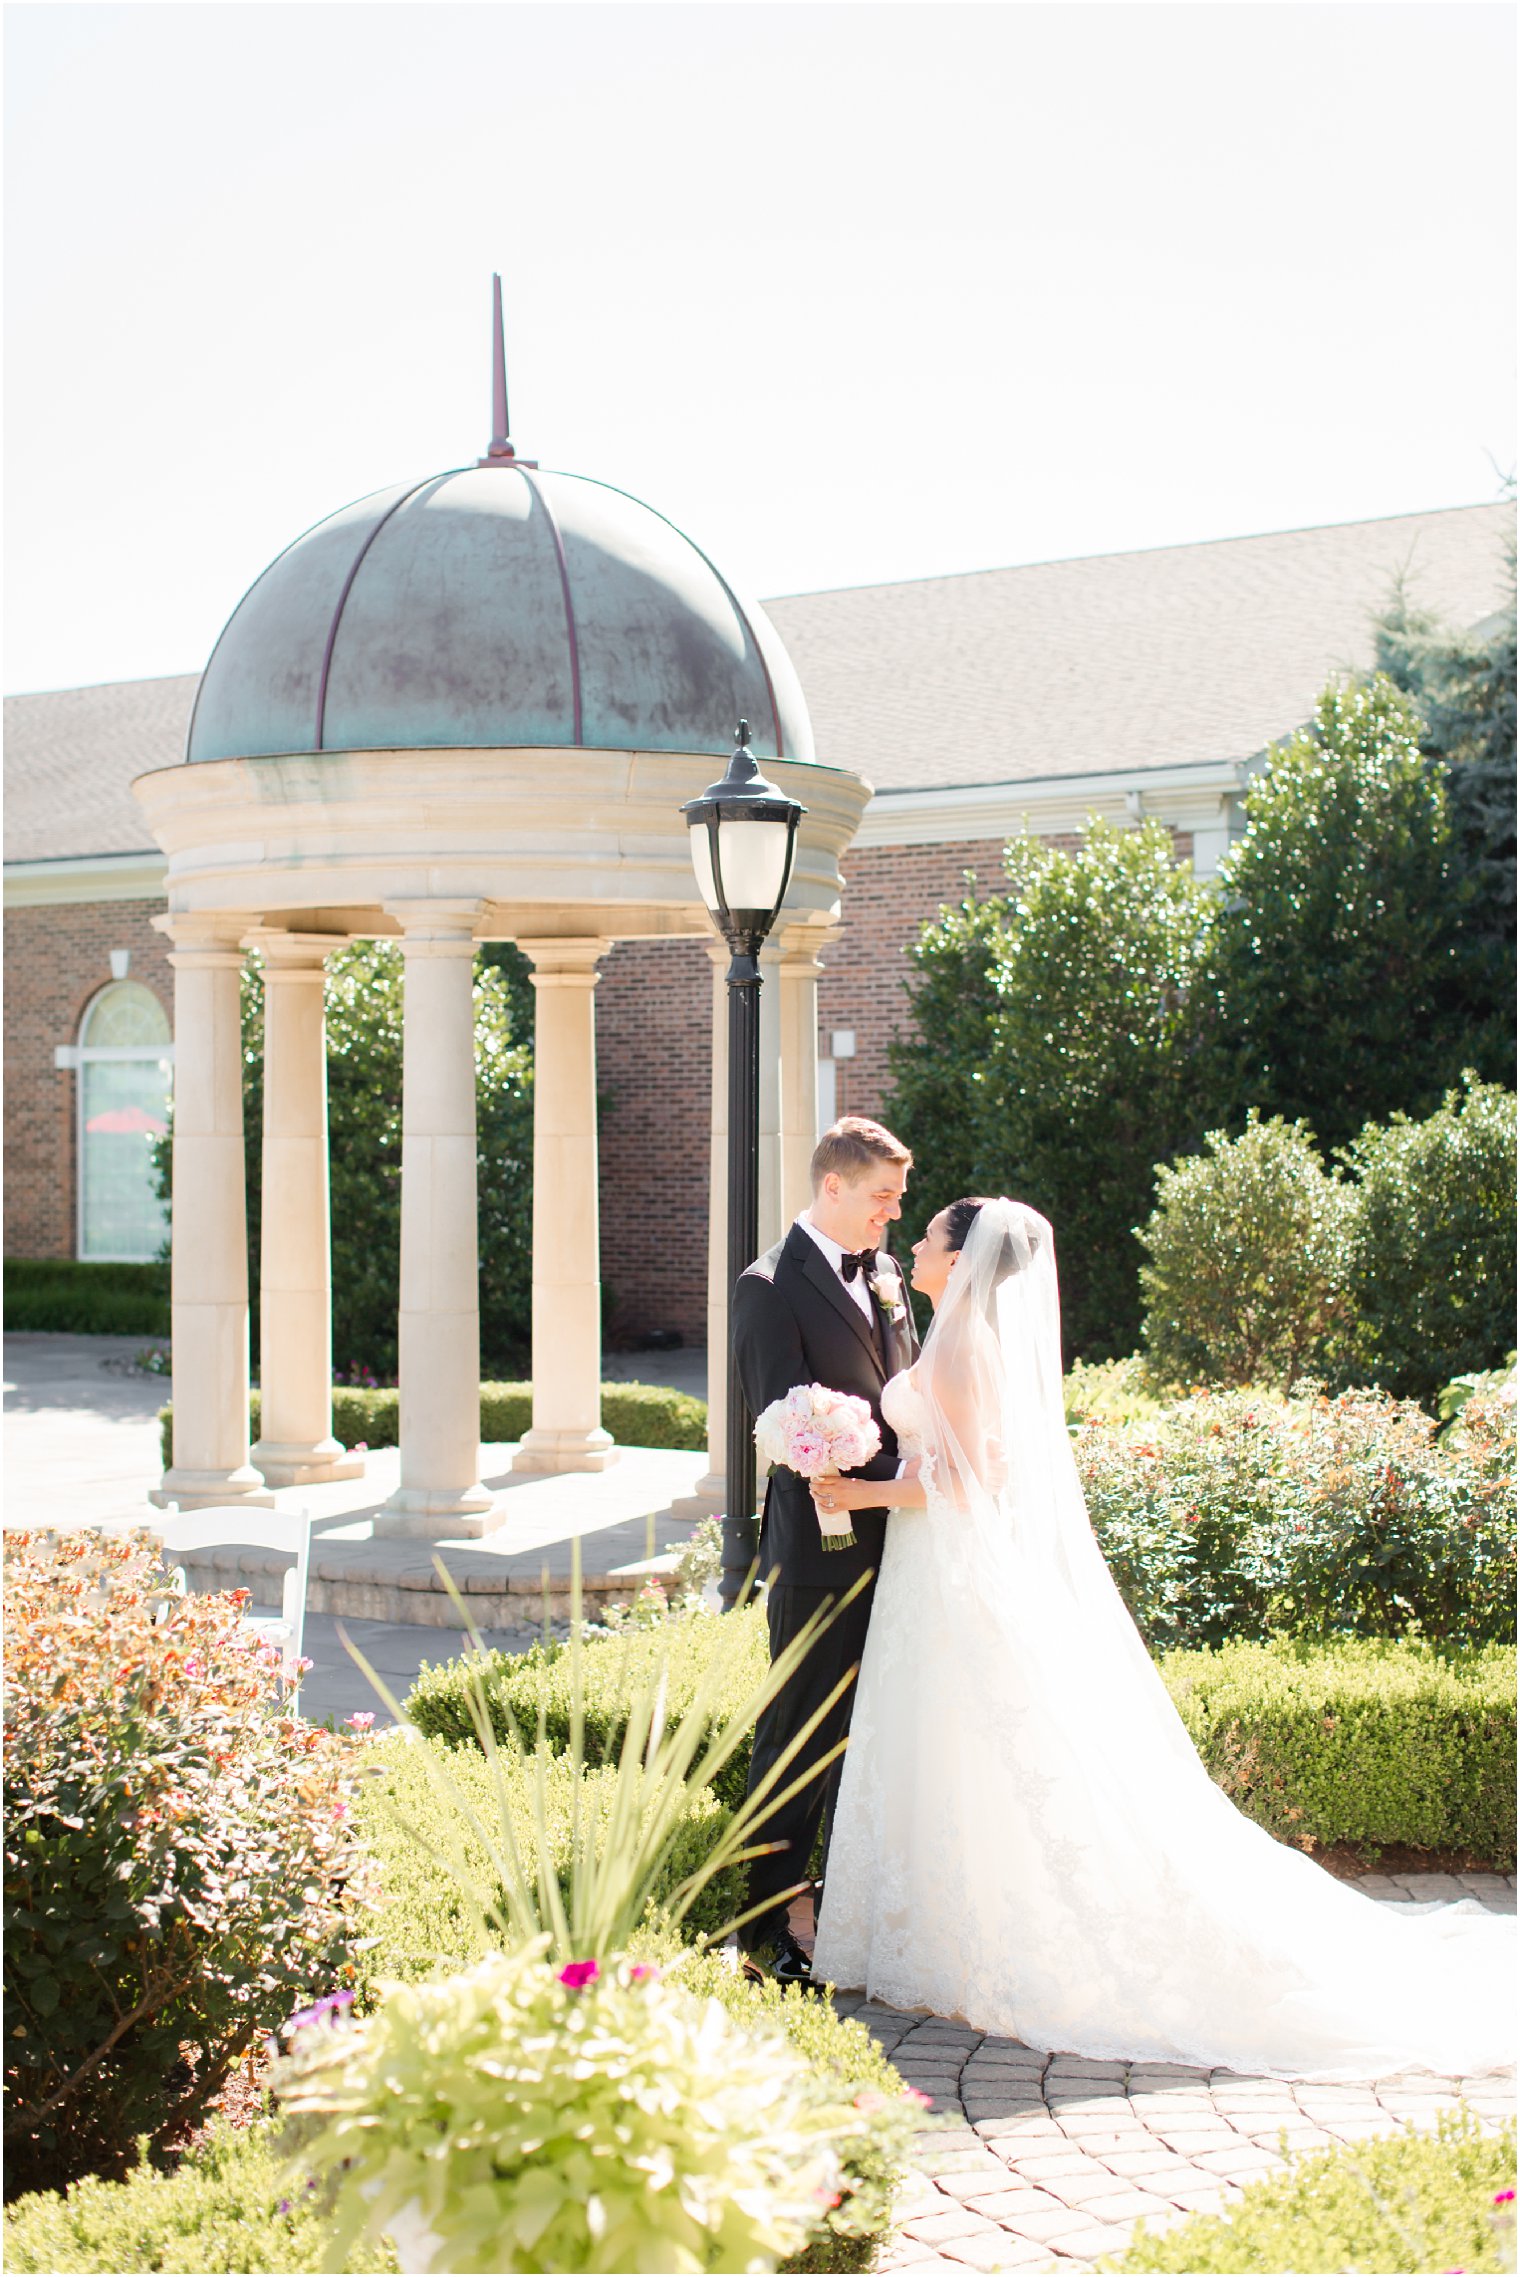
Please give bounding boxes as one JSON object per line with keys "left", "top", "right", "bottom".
{"left": 376, "top": 902, "right": 496, "bottom": 1535}
{"left": 513, "top": 937, "right": 617, "bottom": 1475}
{"left": 778, "top": 923, "right": 831, "bottom": 1226}
{"left": 756, "top": 938, "right": 785, "bottom": 1256}
{"left": 150, "top": 914, "right": 272, "bottom": 1509}
{"left": 670, "top": 940, "right": 729, "bottom": 1522}
{"left": 246, "top": 930, "right": 363, "bottom": 1488}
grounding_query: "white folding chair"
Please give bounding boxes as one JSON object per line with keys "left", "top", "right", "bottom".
{"left": 156, "top": 1505, "right": 314, "bottom": 1680}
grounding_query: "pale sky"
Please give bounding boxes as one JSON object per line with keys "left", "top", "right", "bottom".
{"left": 4, "top": 0, "right": 1514, "bottom": 696}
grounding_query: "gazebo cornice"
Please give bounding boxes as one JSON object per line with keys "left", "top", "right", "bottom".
{"left": 131, "top": 745, "right": 869, "bottom": 936}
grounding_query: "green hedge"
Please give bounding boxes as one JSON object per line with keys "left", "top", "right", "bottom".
{"left": 353, "top": 1731, "right": 748, "bottom": 1987}
{"left": 5, "top": 1260, "right": 169, "bottom": 1338}
{"left": 1111, "top": 2108, "right": 1517, "bottom": 2273}
{"left": 158, "top": 1378, "right": 707, "bottom": 1468}
{"left": 1162, "top": 1635, "right": 1515, "bottom": 1859}
{"left": 1, "top": 2118, "right": 394, "bottom": 2275}
{"left": 404, "top": 1606, "right": 771, "bottom": 1814}
{"left": 409, "top": 1617, "right": 1517, "bottom": 1864}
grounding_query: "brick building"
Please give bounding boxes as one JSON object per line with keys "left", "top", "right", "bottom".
{"left": 6, "top": 500, "right": 1512, "bottom": 1348}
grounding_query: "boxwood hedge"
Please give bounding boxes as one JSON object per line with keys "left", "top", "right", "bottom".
{"left": 158, "top": 1378, "right": 707, "bottom": 1468}
{"left": 406, "top": 1616, "right": 1517, "bottom": 1863}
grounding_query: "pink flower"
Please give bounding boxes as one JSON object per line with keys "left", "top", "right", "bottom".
{"left": 558, "top": 1959, "right": 601, "bottom": 1990}
{"left": 628, "top": 1963, "right": 662, "bottom": 1983}
{"left": 903, "top": 2087, "right": 933, "bottom": 2108}
{"left": 345, "top": 1711, "right": 376, "bottom": 1731}
{"left": 1494, "top": 2190, "right": 1516, "bottom": 2206}
{"left": 790, "top": 1428, "right": 829, "bottom": 1473}
{"left": 854, "top": 2089, "right": 885, "bottom": 2111}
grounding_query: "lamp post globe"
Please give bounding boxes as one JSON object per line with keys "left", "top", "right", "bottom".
{"left": 684, "top": 724, "right": 806, "bottom": 1608}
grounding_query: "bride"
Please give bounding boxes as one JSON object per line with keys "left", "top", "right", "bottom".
{"left": 807, "top": 1196, "right": 1514, "bottom": 2080}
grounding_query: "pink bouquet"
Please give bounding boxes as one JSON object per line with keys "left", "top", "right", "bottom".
{"left": 753, "top": 1383, "right": 882, "bottom": 1550}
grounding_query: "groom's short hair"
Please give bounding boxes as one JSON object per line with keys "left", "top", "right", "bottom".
{"left": 811, "top": 1117, "right": 913, "bottom": 1190}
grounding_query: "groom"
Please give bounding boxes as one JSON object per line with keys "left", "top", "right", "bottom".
{"left": 730, "top": 1115, "right": 918, "bottom": 1988}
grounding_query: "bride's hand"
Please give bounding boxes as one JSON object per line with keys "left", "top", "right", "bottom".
{"left": 811, "top": 1476, "right": 866, "bottom": 1516}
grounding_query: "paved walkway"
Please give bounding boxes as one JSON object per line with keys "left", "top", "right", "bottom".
{"left": 816, "top": 1878, "right": 1516, "bottom": 2273}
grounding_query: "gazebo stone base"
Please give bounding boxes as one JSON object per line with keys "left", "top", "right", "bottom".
{"left": 668, "top": 1469, "right": 725, "bottom": 1524}
{"left": 512, "top": 1426, "right": 619, "bottom": 1476}
{"left": 371, "top": 1483, "right": 502, "bottom": 1540}
{"left": 150, "top": 1465, "right": 276, "bottom": 1511}
{"left": 251, "top": 1437, "right": 367, "bottom": 1489}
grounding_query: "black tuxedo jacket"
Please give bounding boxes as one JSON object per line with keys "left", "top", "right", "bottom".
{"left": 731, "top": 1221, "right": 920, "bottom": 1591}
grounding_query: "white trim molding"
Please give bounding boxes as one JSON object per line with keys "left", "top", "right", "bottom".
{"left": 5, "top": 850, "right": 168, "bottom": 907}
{"left": 852, "top": 755, "right": 1261, "bottom": 876}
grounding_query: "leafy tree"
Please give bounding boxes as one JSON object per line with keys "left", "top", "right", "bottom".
{"left": 157, "top": 941, "right": 534, "bottom": 1379}
{"left": 1340, "top": 1073, "right": 1517, "bottom": 1407}
{"left": 1374, "top": 550, "right": 1517, "bottom": 1088}
{"left": 1209, "top": 677, "right": 1470, "bottom": 1155}
{"left": 1138, "top": 1113, "right": 1354, "bottom": 1390}
{"left": 886, "top": 820, "right": 1214, "bottom": 1360}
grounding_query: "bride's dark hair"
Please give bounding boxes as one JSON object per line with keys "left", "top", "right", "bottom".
{"left": 942, "top": 1195, "right": 1023, "bottom": 1294}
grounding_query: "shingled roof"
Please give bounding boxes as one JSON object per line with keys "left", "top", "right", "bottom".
{"left": 764, "top": 501, "right": 1515, "bottom": 793}
{"left": 5, "top": 502, "right": 1512, "bottom": 864}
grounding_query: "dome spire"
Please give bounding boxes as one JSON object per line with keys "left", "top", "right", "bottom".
{"left": 480, "top": 274, "right": 516, "bottom": 465}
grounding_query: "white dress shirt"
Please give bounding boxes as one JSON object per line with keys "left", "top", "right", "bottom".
{"left": 798, "top": 1212, "right": 876, "bottom": 1321}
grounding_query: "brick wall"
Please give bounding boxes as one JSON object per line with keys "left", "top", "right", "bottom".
{"left": 3, "top": 898, "right": 173, "bottom": 1258}
{"left": 594, "top": 935, "right": 713, "bottom": 1345}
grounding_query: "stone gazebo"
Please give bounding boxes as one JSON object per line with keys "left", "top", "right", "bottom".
{"left": 134, "top": 429, "right": 869, "bottom": 1536}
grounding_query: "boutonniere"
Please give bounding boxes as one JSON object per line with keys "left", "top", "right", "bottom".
{"left": 868, "top": 1270, "right": 907, "bottom": 1324}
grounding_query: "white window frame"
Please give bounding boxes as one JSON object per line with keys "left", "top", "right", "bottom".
{"left": 71, "top": 982, "right": 176, "bottom": 1265}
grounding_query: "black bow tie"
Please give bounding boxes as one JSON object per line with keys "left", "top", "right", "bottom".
{"left": 840, "top": 1248, "right": 876, "bottom": 1283}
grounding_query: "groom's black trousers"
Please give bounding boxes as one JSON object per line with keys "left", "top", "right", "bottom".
{"left": 742, "top": 1573, "right": 878, "bottom": 1951}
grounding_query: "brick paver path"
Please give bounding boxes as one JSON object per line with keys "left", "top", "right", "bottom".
{"left": 821, "top": 1873, "right": 1516, "bottom": 2275}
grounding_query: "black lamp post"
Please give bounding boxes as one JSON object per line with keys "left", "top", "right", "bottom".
{"left": 684, "top": 721, "right": 806, "bottom": 1610}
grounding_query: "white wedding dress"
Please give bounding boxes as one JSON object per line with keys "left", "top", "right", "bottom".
{"left": 812, "top": 1202, "right": 1515, "bottom": 2081}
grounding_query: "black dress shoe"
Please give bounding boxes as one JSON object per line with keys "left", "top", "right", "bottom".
{"left": 742, "top": 1928, "right": 824, "bottom": 1994}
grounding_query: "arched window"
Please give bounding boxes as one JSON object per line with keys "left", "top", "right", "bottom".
{"left": 76, "top": 982, "right": 173, "bottom": 1261}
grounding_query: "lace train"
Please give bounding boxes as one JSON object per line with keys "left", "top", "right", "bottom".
{"left": 812, "top": 1372, "right": 1514, "bottom": 2081}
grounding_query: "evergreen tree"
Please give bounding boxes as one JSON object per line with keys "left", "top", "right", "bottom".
{"left": 1209, "top": 677, "right": 1470, "bottom": 1155}
{"left": 1374, "top": 543, "right": 1516, "bottom": 1087}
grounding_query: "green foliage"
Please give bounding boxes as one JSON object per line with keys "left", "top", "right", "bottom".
{"left": 2, "top": 1529, "right": 370, "bottom": 2198}
{"left": 3, "top": 1259, "right": 170, "bottom": 1337}
{"left": 1077, "top": 1387, "right": 1517, "bottom": 1652}
{"left": 158, "top": 1378, "right": 707, "bottom": 1468}
{"left": 1063, "top": 1354, "right": 1168, "bottom": 1428}
{"left": 1139, "top": 1113, "right": 1354, "bottom": 1389}
{"left": 1340, "top": 1074, "right": 1518, "bottom": 1405}
{"left": 153, "top": 939, "right": 535, "bottom": 1377}
{"left": 1211, "top": 677, "right": 1472, "bottom": 1153}
{"left": 404, "top": 1603, "right": 772, "bottom": 1811}
{"left": 273, "top": 1943, "right": 867, "bottom": 2275}
{"left": 352, "top": 1733, "right": 746, "bottom": 1984}
{"left": 1161, "top": 1635, "right": 1515, "bottom": 1858}
{"left": 886, "top": 820, "right": 1214, "bottom": 1360}
{"left": 1111, "top": 2107, "right": 1517, "bottom": 2273}
{"left": 1, "top": 2117, "right": 395, "bottom": 2275}
{"left": 1376, "top": 554, "right": 1517, "bottom": 1090}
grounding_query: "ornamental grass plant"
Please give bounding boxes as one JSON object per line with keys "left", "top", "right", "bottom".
{"left": 403, "top": 1600, "right": 771, "bottom": 1810}
{"left": 2, "top": 1529, "right": 370, "bottom": 2199}
{"left": 265, "top": 1563, "right": 906, "bottom": 2272}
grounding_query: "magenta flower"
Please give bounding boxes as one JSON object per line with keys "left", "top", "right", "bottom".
{"left": 628, "top": 1962, "right": 662, "bottom": 1983}
{"left": 285, "top": 1988, "right": 354, "bottom": 2032}
{"left": 558, "top": 1959, "right": 601, "bottom": 1990}
{"left": 1494, "top": 2190, "right": 1515, "bottom": 2206}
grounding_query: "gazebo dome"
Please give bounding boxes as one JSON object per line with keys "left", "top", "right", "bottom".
{"left": 187, "top": 462, "right": 815, "bottom": 766}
